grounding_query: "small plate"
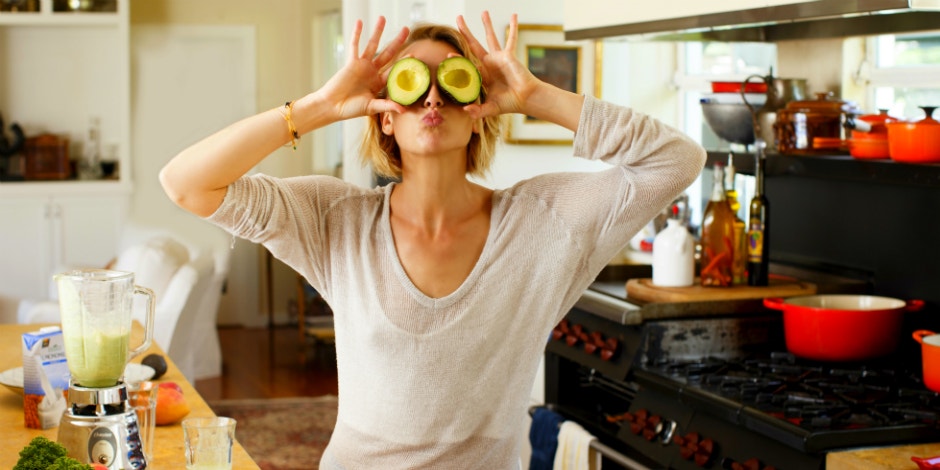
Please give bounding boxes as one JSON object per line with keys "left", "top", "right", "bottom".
{"left": 0, "top": 363, "right": 156, "bottom": 395}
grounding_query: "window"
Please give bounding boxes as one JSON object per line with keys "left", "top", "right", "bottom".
{"left": 865, "top": 32, "right": 940, "bottom": 119}
{"left": 675, "top": 42, "right": 777, "bottom": 227}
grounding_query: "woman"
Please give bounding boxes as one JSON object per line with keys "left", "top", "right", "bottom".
{"left": 160, "top": 12, "right": 705, "bottom": 469}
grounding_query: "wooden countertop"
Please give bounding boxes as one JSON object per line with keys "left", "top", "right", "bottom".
{"left": 828, "top": 442, "right": 940, "bottom": 469}
{"left": 0, "top": 322, "right": 259, "bottom": 469}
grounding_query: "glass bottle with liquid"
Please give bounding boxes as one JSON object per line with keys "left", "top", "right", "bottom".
{"left": 747, "top": 153, "right": 770, "bottom": 286}
{"left": 725, "top": 154, "right": 747, "bottom": 285}
{"left": 700, "top": 162, "right": 735, "bottom": 287}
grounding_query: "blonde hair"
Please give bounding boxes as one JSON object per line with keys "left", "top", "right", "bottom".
{"left": 359, "top": 23, "right": 502, "bottom": 180}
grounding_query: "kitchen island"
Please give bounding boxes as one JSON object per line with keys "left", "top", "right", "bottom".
{"left": 0, "top": 322, "right": 259, "bottom": 469}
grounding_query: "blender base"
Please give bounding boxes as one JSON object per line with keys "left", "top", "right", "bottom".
{"left": 58, "top": 392, "right": 147, "bottom": 469}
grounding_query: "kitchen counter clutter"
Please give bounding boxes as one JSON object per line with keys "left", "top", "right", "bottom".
{"left": 0, "top": 322, "right": 259, "bottom": 469}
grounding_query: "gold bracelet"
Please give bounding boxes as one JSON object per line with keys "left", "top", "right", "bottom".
{"left": 282, "top": 101, "right": 299, "bottom": 151}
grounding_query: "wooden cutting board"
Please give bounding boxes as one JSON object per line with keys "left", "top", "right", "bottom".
{"left": 626, "top": 277, "right": 816, "bottom": 303}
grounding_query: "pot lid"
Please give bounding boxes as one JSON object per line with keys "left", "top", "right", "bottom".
{"left": 887, "top": 106, "right": 940, "bottom": 128}
{"left": 785, "top": 92, "right": 859, "bottom": 114}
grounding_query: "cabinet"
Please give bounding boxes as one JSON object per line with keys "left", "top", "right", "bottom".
{"left": 0, "top": 0, "right": 130, "bottom": 188}
{"left": 0, "top": 0, "right": 130, "bottom": 302}
{"left": 0, "top": 193, "right": 126, "bottom": 300}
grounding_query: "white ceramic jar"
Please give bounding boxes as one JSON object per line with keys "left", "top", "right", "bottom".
{"left": 652, "top": 219, "right": 695, "bottom": 287}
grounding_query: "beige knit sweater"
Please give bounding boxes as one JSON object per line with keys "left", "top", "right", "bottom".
{"left": 207, "top": 96, "right": 705, "bottom": 469}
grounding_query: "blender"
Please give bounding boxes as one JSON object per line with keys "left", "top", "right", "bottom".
{"left": 55, "top": 269, "right": 155, "bottom": 469}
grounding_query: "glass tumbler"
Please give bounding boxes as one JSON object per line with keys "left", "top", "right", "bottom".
{"left": 128, "top": 381, "right": 157, "bottom": 463}
{"left": 183, "top": 417, "right": 237, "bottom": 470}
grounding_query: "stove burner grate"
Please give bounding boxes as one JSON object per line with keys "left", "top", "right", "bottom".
{"left": 646, "top": 352, "right": 940, "bottom": 432}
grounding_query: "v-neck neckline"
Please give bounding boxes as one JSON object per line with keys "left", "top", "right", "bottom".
{"left": 381, "top": 182, "right": 500, "bottom": 308}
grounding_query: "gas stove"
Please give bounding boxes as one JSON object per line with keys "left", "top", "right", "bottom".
{"left": 543, "top": 269, "right": 939, "bottom": 469}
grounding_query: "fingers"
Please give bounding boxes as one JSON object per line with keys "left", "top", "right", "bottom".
{"left": 481, "top": 11, "right": 502, "bottom": 52}
{"left": 348, "top": 20, "right": 363, "bottom": 62}
{"left": 371, "top": 99, "right": 406, "bottom": 116}
{"left": 463, "top": 102, "right": 499, "bottom": 120}
{"left": 374, "top": 26, "right": 410, "bottom": 68}
{"left": 504, "top": 14, "right": 518, "bottom": 51}
{"left": 361, "top": 16, "right": 387, "bottom": 59}
{"left": 457, "top": 15, "right": 488, "bottom": 61}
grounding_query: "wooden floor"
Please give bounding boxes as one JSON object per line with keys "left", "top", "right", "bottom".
{"left": 194, "top": 325, "right": 338, "bottom": 401}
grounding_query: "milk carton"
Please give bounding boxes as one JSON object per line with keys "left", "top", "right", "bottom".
{"left": 22, "top": 326, "right": 69, "bottom": 429}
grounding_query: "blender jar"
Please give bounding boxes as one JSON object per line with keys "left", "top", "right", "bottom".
{"left": 55, "top": 269, "right": 155, "bottom": 388}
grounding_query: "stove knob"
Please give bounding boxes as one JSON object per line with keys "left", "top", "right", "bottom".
{"left": 721, "top": 457, "right": 774, "bottom": 470}
{"left": 621, "top": 409, "right": 647, "bottom": 435}
{"left": 642, "top": 414, "right": 662, "bottom": 441}
{"left": 675, "top": 432, "right": 717, "bottom": 467}
{"left": 694, "top": 438, "right": 716, "bottom": 467}
{"left": 674, "top": 432, "right": 698, "bottom": 460}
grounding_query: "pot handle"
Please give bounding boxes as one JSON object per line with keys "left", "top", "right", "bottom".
{"left": 763, "top": 297, "right": 785, "bottom": 311}
{"left": 905, "top": 299, "right": 926, "bottom": 312}
{"left": 913, "top": 330, "right": 937, "bottom": 345}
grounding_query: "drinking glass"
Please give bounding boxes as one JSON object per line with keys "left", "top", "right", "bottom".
{"left": 183, "top": 417, "right": 237, "bottom": 470}
{"left": 128, "top": 381, "right": 157, "bottom": 463}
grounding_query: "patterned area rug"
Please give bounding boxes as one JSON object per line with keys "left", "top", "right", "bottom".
{"left": 209, "top": 395, "right": 337, "bottom": 470}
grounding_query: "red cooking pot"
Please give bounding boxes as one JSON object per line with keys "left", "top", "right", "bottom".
{"left": 886, "top": 106, "right": 940, "bottom": 163}
{"left": 763, "top": 295, "right": 924, "bottom": 361}
{"left": 913, "top": 330, "right": 940, "bottom": 393}
{"left": 847, "top": 109, "right": 895, "bottom": 159}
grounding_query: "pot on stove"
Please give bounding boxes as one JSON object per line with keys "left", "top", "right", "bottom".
{"left": 763, "top": 295, "right": 924, "bottom": 361}
{"left": 913, "top": 330, "right": 940, "bottom": 393}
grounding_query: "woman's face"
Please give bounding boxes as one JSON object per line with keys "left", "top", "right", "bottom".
{"left": 381, "top": 39, "right": 479, "bottom": 164}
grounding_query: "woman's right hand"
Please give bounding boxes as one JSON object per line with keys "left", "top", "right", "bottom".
{"left": 314, "top": 16, "right": 409, "bottom": 121}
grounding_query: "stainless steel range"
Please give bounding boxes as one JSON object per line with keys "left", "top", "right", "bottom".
{"left": 542, "top": 266, "right": 940, "bottom": 469}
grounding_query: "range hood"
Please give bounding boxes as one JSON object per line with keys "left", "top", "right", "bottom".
{"left": 564, "top": 0, "right": 940, "bottom": 42}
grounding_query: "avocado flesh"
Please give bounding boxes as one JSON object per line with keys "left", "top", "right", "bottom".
{"left": 387, "top": 58, "right": 430, "bottom": 106}
{"left": 437, "top": 57, "right": 481, "bottom": 104}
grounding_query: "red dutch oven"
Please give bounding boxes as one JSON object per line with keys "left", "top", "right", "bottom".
{"left": 763, "top": 295, "right": 924, "bottom": 361}
{"left": 886, "top": 106, "right": 940, "bottom": 163}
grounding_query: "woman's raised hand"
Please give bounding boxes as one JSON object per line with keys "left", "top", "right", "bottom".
{"left": 318, "top": 16, "right": 409, "bottom": 121}
{"left": 457, "top": 12, "right": 541, "bottom": 120}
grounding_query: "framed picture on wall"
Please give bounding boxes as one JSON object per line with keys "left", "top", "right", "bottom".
{"left": 505, "top": 24, "right": 602, "bottom": 145}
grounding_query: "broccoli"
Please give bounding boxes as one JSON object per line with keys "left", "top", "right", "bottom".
{"left": 13, "top": 436, "right": 92, "bottom": 470}
{"left": 47, "top": 456, "right": 93, "bottom": 470}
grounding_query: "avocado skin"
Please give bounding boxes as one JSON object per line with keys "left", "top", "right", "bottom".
{"left": 387, "top": 58, "right": 431, "bottom": 106}
{"left": 437, "top": 57, "right": 481, "bottom": 104}
{"left": 142, "top": 353, "right": 168, "bottom": 380}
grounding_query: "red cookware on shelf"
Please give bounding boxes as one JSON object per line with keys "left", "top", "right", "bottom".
{"left": 846, "top": 109, "right": 895, "bottom": 159}
{"left": 886, "top": 106, "right": 940, "bottom": 163}
{"left": 913, "top": 330, "right": 940, "bottom": 393}
{"left": 763, "top": 295, "right": 924, "bottom": 361}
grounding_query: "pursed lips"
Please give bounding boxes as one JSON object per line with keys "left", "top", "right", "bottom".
{"left": 422, "top": 110, "right": 444, "bottom": 127}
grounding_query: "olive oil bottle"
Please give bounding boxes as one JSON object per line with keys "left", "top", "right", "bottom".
{"left": 725, "top": 154, "right": 747, "bottom": 285}
{"left": 747, "top": 153, "right": 770, "bottom": 286}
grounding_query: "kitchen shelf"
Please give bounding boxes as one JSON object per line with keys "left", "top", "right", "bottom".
{"left": 0, "top": 12, "right": 120, "bottom": 26}
{"left": 706, "top": 151, "right": 940, "bottom": 188}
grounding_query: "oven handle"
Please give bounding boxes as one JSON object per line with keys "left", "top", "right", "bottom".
{"left": 590, "top": 440, "right": 652, "bottom": 470}
{"left": 529, "top": 406, "right": 652, "bottom": 470}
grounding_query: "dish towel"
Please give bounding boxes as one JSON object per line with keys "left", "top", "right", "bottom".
{"left": 553, "top": 420, "right": 599, "bottom": 470}
{"left": 529, "top": 407, "right": 566, "bottom": 470}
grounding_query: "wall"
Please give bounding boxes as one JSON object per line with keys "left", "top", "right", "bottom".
{"left": 127, "top": 0, "right": 679, "bottom": 327}
{"left": 130, "top": 0, "right": 341, "bottom": 327}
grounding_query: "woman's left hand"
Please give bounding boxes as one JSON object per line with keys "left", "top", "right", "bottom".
{"left": 457, "top": 12, "right": 541, "bottom": 120}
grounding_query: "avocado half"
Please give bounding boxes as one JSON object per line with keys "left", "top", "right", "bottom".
{"left": 387, "top": 58, "right": 431, "bottom": 106}
{"left": 437, "top": 57, "right": 481, "bottom": 104}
